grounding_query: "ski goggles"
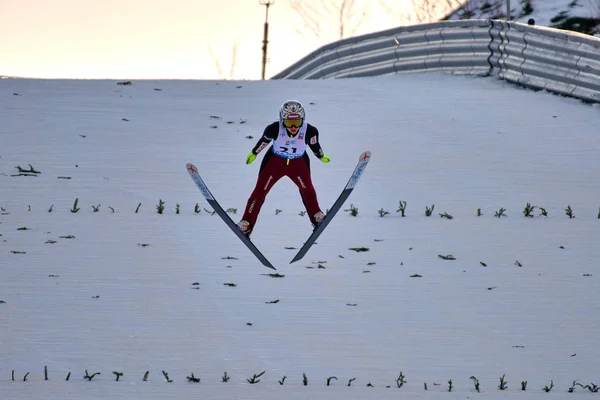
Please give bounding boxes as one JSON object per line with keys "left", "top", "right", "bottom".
{"left": 283, "top": 118, "right": 303, "bottom": 128}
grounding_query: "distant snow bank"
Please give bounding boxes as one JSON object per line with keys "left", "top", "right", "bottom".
{"left": 445, "top": 0, "right": 600, "bottom": 37}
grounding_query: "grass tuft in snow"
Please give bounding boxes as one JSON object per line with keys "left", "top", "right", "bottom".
{"left": 568, "top": 380, "right": 579, "bottom": 392}
{"left": 498, "top": 374, "right": 507, "bottom": 390}
{"left": 326, "top": 376, "right": 337, "bottom": 386}
{"left": 523, "top": 202, "right": 535, "bottom": 217}
{"left": 262, "top": 273, "right": 285, "bottom": 278}
{"left": 70, "top": 198, "right": 80, "bottom": 213}
{"left": 186, "top": 373, "right": 200, "bottom": 383}
{"left": 84, "top": 370, "right": 101, "bottom": 381}
{"left": 156, "top": 200, "right": 165, "bottom": 214}
{"left": 161, "top": 370, "right": 173, "bottom": 382}
{"left": 521, "top": 380, "right": 527, "bottom": 390}
{"left": 344, "top": 203, "right": 358, "bottom": 216}
{"left": 302, "top": 373, "right": 308, "bottom": 386}
{"left": 17, "top": 164, "right": 41, "bottom": 174}
{"left": 425, "top": 204, "right": 435, "bottom": 216}
{"left": 222, "top": 371, "right": 230, "bottom": 382}
{"left": 543, "top": 379, "right": 554, "bottom": 392}
{"left": 112, "top": 371, "right": 123, "bottom": 381}
{"left": 247, "top": 371, "right": 265, "bottom": 384}
{"left": 13, "top": 164, "right": 41, "bottom": 177}
{"left": 349, "top": 247, "right": 369, "bottom": 252}
{"left": 396, "top": 200, "right": 407, "bottom": 217}
{"left": 378, "top": 208, "right": 390, "bottom": 217}
{"left": 494, "top": 208, "right": 506, "bottom": 218}
{"left": 439, "top": 212, "right": 453, "bottom": 219}
{"left": 566, "top": 205, "right": 575, "bottom": 218}
{"left": 584, "top": 383, "right": 600, "bottom": 392}
{"left": 396, "top": 371, "right": 406, "bottom": 388}
{"left": 470, "top": 376, "right": 480, "bottom": 392}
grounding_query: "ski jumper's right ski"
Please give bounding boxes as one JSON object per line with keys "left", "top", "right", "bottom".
{"left": 290, "top": 151, "right": 371, "bottom": 264}
{"left": 186, "top": 163, "right": 276, "bottom": 270}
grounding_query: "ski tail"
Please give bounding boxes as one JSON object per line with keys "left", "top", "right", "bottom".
{"left": 186, "top": 163, "right": 276, "bottom": 270}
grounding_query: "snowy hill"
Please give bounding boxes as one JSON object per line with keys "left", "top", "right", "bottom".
{"left": 445, "top": 0, "right": 600, "bottom": 36}
{"left": 1, "top": 75, "right": 600, "bottom": 399}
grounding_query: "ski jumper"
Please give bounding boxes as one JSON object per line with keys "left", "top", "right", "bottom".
{"left": 242, "top": 121, "right": 326, "bottom": 228}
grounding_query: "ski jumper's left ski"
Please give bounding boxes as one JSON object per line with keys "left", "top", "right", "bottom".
{"left": 186, "top": 163, "right": 276, "bottom": 270}
{"left": 290, "top": 151, "right": 371, "bottom": 264}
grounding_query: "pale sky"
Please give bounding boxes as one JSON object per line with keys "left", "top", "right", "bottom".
{"left": 0, "top": 0, "right": 439, "bottom": 80}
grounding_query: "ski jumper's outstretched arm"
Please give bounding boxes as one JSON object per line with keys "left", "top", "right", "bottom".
{"left": 251, "top": 123, "right": 278, "bottom": 154}
{"left": 305, "top": 125, "right": 330, "bottom": 163}
{"left": 245, "top": 123, "right": 278, "bottom": 164}
{"left": 305, "top": 125, "right": 325, "bottom": 159}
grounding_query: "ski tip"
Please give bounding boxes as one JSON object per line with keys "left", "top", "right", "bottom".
{"left": 186, "top": 163, "right": 198, "bottom": 174}
{"left": 359, "top": 151, "right": 371, "bottom": 161}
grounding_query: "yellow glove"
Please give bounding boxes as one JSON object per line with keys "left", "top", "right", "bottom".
{"left": 320, "top": 153, "right": 331, "bottom": 163}
{"left": 246, "top": 152, "right": 257, "bottom": 164}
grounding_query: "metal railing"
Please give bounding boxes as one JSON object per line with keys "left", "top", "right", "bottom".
{"left": 272, "top": 20, "right": 600, "bottom": 103}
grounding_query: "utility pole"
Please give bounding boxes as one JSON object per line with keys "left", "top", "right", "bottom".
{"left": 260, "top": 0, "right": 275, "bottom": 80}
{"left": 506, "top": 0, "right": 511, "bottom": 20}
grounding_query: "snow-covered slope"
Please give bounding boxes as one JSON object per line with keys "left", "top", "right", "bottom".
{"left": 1, "top": 75, "right": 600, "bottom": 399}
{"left": 446, "top": 0, "right": 600, "bottom": 36}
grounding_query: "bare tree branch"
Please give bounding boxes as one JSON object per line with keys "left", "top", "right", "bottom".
{"left": 208, "top": 42, "right": 239, "bottom": 79}
{"left": 288, "top": 0, "right": 370, "bottom": 42}
{"left": 207, "top": 45, "right": 224, "bottom": 79}
{"left": 229, "top": 42, "right": 238, "bottom": 79}
{"left": 376, "top": 0, "right": 465, "bottom": 24}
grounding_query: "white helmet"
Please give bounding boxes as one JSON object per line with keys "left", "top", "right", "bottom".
{"left": 279, "top": 100, "right": 305, "bottom": 121}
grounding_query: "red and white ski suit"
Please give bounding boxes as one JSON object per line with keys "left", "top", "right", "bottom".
{"left": 242, "top": 121, "right": 326, "bottom": 228}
